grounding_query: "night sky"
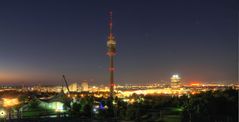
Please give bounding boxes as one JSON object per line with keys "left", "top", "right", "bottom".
{"left": 0, "top": 0, "right": 238, "bottom": 85}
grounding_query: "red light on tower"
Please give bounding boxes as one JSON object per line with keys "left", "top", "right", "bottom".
{"left": 111, "top": 83, "right": 115, "bottom": 87}
{"left": 109, "top": 67, "right": 115, "bottom": 71}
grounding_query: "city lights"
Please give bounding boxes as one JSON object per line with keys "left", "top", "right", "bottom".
{"left": 2, "top": 98, "right": 19, "bottom": 108}
{"left": 0, "top": 0, "right": 237, "bottom": 121}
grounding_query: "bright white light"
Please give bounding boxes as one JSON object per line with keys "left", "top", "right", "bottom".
{"left": 171, "top": 74, "right": 180, "bottom": 79}
{"left": 93, "top": 108, "right": 98, "bottom": 114}
{"left": 0, "top": 109, "right": 6, "bottom": 118}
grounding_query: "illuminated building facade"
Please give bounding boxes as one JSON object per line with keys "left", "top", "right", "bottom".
{"left": 107, "top": 12, "right": 116, "bottom": 97}
{"left": 81, "top": 80, "right": 89, "bottom": 91}
{"left": 171, "top": 74, "right": 181, "bottom": 89}
{"left": 69, "top": 82, "right": 79, "bottom": 92}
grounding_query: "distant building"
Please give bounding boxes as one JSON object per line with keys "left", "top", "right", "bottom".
{"left": 171, "top": 74, "right": 181, "bottom": 89}
{"left": 69, "top": 82, "right": 79, "bottom": 92}
{"left": 81, "top": 80, "right": 89, "bottom": 91}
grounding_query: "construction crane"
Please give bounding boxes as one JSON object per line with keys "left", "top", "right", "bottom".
{"left": 62, "top": 75, "right": 70, "bottom": 94}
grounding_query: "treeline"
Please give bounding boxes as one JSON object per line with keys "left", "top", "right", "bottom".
{"left": 182, "top": 88, "right": 238, "bottom": 122}
{"left": 9, "top": 88, "right": 238, "bottom": 122}
{"left": 85, "top": 88, "right": 238, "bottom": 122}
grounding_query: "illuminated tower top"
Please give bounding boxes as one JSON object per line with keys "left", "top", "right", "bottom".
{"left": 107, "top": 11, "right": 116, "bottom": 54}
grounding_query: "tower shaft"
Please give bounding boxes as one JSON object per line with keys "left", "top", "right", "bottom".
{"left": 109, "top": 55, "right": 114, "bottom": 97}
{"left": 107, "top": 11, "right": 116, "bottom": 98}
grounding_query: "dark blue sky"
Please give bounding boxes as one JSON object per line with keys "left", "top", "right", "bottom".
{"left": 0, "top": 0, "right": 238, "bottom": 85}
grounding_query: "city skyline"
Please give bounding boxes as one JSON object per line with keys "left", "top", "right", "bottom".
{"left": 0, "top": 0, "right": 238, "bottom": 85}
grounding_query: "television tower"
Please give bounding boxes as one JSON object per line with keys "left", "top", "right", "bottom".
{"left": 107, "top": 11, "right": 116, "bottom": 97}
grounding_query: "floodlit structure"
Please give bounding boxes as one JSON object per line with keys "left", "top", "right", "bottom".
{"left": 81, "top": 80, "right": 89, "bottom": 91}
{"left": 69, "top": 82, "right": 79, "bottom": 92}
{"left": 2, "top": 98, "right": 19, "bottom": 108}
{"left": 20, "top": 92, "right": 70, "bottom": 115}
{"left": 107, "top": 11, "right": 116, "bottom": 97}
{"left": 171, "top": 74, "right": 181, "bottom": 89}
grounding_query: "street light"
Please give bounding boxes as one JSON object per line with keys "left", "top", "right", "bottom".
{"left": 0, "top": 109, "right": 6, "bottom": 118}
